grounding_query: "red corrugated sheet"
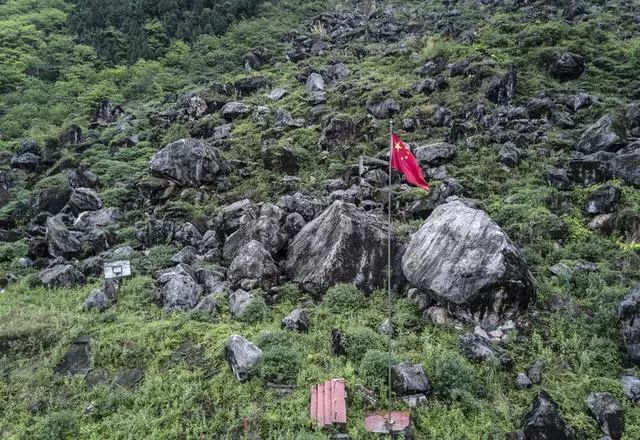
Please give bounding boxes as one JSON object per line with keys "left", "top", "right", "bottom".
{"left": 310, "top": 378, "right": 347, "bottom": 427}
{"left": 364, "top": 411, "right": 411, "bottom": 433}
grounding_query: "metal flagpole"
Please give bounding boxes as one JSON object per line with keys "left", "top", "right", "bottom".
{"left": 386, "top": 119, "right": 393, "bottom": 428}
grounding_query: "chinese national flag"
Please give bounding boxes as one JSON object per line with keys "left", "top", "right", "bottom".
{"left": 390, "top": 133, "right": 429, "bottom": 190}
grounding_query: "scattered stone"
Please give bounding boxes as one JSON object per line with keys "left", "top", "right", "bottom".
{"left": 402, "top": 201, "right": 535, "bottom": 327}
{"left": 281, "top": 308, "right": 310, "bottom": 332}
{"left": 229, "top": 289, "right": 257, "bottom": 319}
{"left": 516, "top": 373, "right": 533, "bottom": 390}
{"left": 174, "top": 222, "right": 203, "bottom": 247}
{"left": 486, "top": 65, "right": 516, "bottom": 104}
{"left": 149, "top": 138, "right": 227, "bottom": 186}
{"left": 94, "top": 99, "right": 123, "bottom": 125}
{"left": 305, "top": 73, "right": 325, "bottom": 92}
{"left": 268, "top": 88, "right": 287, "bottom": 101}
{"left": 528, "top": 361, "right": 544, "bottom": 385}
{"left": 549, "top": 262, "right": 573, "bottom": 279}
{"left": 85, "top": 368, "right": 110, "bottom": 389}
{"left": 459, "top": 333, "right": 513, "bottom": 369}
{"left": 332, "top": 329, "right": 347, "bottom": 356}
{"left": 365, "top": 98, "right": 400, "bottom": 119}
{"left": 111, "top": 368, "right": 144, "bottom": 390}
{"left": 391, "top": 361, "right": 431, "bottom": 397}
{"left": 584, "top": 185, "right": 620, "bottom": 215}
{"left": 225, "top": 335, "right": 263, "bottom": 381}
{"left": 549, "top": 51, "right": 585, "bottom": 81}
{"left": 377, "top": 319, "right": 393, "bottom": 336}
{"left": 575, "top": 115, "right": 626, "bottom": 154}
{"left": 621, "top": 375, "right": 640, "bottom": 405}
{"left": 40, "top": 264, "right": 86, "bottom": 288}
{"left": 499, "top": 143, "right": 520, "bottom": 168}
{"left": 82, "top": 288, "right": 109, "bottom": 312}
{"left": 54, "top": 335, "right": 91, "bottom": 375}
{"left": 220, "top": 101, "right": 251, "bottom": 120}
{"left": 586, "top": 392, "right": 624, "bottom": 440}
{"left": 11, "top": 152, "right": 41, "bottom": 171}
{"left": 171, "top": 246, "right": 198, "bottom": 265}
{"left": 544, "top": 168, "right": 572, "bottom": 190}
{"left": 45, "top": 215, "right": 81, "bottom": 258}
{"left": 618, "top": 284, "right": 640, "bottom": 365}
{"left": 414, "top": 142, "right": 455, "bottom": 166}
{"left": 521, "top": 390, "right": 572, "bottom": 440}
{"left": 74, "top": 208, "right": 123, "bottom": 232}
{"left": 68, "top": 187, "right": 103, "bottom": 213}
{"left": 563, "top": 0, "right": 586, "bottom": 21}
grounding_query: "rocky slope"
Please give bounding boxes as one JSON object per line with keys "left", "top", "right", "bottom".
{"left": 1, "top": 0, "right": 640, "bottom": 438}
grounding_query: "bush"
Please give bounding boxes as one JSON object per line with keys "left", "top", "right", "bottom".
{"left": 344, "top": 327, "right": 386, "bottom": 363}
{"left": 322, "top": 284, "right": 365, "bottom": 313}
{"left": 239, "top": 296, "right": 270, "bottom": 324}
{"left": 359, "top": 349, "right": 396, "bottom": 393}
{"left": 254, "top": 330, "right": 304, "bottom": 384}
{"left": 425, "top": 351, "right": 482, "bottom": 399}
{"left": 30, "top": 410, "right": 79, "bottom": 440}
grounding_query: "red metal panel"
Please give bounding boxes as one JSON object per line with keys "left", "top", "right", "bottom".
{"left": 364, "top": 411, "right": 411, "bottom": 433}
{"left": 310, "top": 379, "right": 347, "bottom": 427}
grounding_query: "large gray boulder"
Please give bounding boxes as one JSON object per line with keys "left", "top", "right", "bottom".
{"left": 402, "top": 201, "right": 535, "bottom": 326}
{"left": 391, "top": 361, "right": 432, "bottom": 396}
{"left": 45, "top": 216, "right": 81, "bottom": 258}
{"left": 285, "top": 201, "right": 391, "bottom": 294}
{"left": 586, "top": 392, "right": 625, "bottom": 440}
{"left": 156, "top": 264, "right": 203, "bottom": 311}
{"left": 68, "top": 187, "right": 103, "bottom": 212}
{"left": 40, "top": 264, "right": 86, "bottom": 288}
{"left": 227, "top": 240, "right": 278, "bottom": 288}
{"left": 74, "top": 208, "right": 122, "bottom": 232}
{"left": 225, "top": 335, "right": 263, "bottom": 381}
{"left": 618, "top": 284, "right": 640, "bottom": 365}
{"left": 149, "top": 138, "right": 227, "bottom": 186}
{"left": 575, "top": 115, "right": 626, "bottom": 154}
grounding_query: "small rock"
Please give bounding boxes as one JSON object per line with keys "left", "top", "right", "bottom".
{"left": 528, "top": 361, "right": 544, "bottom": 385}
{"left": 621, "top": 375, "right": 640, "bottom": 405}
{"left": 521, "top": 390, "right": 572, "bottom": 439}
{"left": 516, "top": 373, "right": 533, "bottom": 390}
{"left": 584, "top": 185, "right": 620, "bottom": 215}
{"left": 54, "top": 335, "right": 91, "bottom": 375}
{"left": 281, "top": 308, "right": 309, "bottom": 332}
{"left": 82, "top": 288, "right": 110, "bottom": 312}
{"left": 586, "top": 392, "right": 625, "bottom": 440}
{"left": 459, "top": 333, "right": 513, "bottom": 369}
{"left": 111, "top": 368, "right": 144, "bottom": 390}
{"left": 391, "top": 361, "right": 431, "bottom": 397}
{"left": 225, "top": 335, "right": 263, "bottom": 381}
{"left": 305, "top": 73, "right": 325, "bottom": 92}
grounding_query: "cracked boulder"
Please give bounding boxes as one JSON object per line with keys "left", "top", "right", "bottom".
{"left": 402, "top": 201, "right": 535, "bottom": 326}
{"left": 149, "top": 138, "right": 228, "bottom": 186}
{"left": 286, "top": 201, "right": 392, "bottom": 294}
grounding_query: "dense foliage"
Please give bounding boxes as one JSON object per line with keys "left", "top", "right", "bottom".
{"left": 68, "top": 0, "right": 265, "bottom": 63}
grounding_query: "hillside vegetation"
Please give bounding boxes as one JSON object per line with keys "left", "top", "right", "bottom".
{"left": 1, "top": 0, "right": 640, "bottom": 439}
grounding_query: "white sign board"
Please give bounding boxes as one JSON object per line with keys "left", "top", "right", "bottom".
{"left": 104, "top": 260, "right": 132, "bottom": 279}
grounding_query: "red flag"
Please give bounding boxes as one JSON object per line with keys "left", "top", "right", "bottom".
{"left": 390, "top": 133, "right": 429, "bottom": 190}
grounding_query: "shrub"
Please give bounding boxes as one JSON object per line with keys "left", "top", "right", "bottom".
{"left": 344, "top": 327, "right": 386, "bottom": 363}
{"left": 30, "top": 410, "right": 79, "bottom": 440}
{"left": 359, "top": 349, "right": 396, "bottom": 393}
{"left": 322, "top": 284, "right": 365, "bottom": 313}
{"left": 239, "top": 296, "right": 270, "bottom": 324}
{"left": 254, "top": 330, "right": 304, "bottom": 384}
{"left": 425, "top": 351, "right": 482, "bottom": 399}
